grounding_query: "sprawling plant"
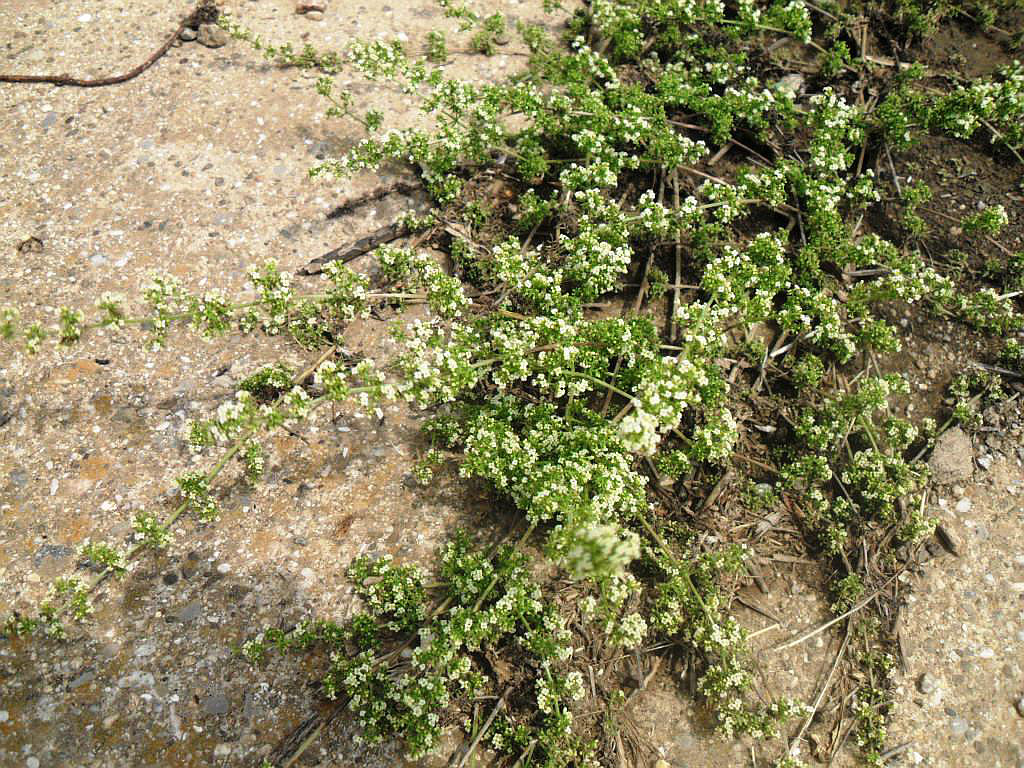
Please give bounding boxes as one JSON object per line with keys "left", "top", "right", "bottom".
{"left": 3, "top": 0, "right": 1023, "bottom": 766}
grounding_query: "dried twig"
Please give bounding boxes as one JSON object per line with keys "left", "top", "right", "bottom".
{"left": 510, "top": 740, "right": 538, "bottom": 768}
{"left": 734, "top": 595, "right": 781, "bottom": 623}
{"left": 602, "top": 169, "right": 664, "bottom": 418}
{"left": 878, "top": 741, "right": 913, "bottom": 761}
{"left": 624, "top": 653, "right": 664, "bottom": 705}
{"left": 300, "top": 222, "right": 411, "bottom": 275}
{"left": 787, "top": 624, "right": 850, "bottom": 757}
{"left": 772, "top": 570, "right": 903, "bottom": 652}
{"left": 699, "top": 470, "right": 733, "bottom": 511}
{"left": 0, "top": 2, "right": 217, "bottom": 87}
{"left": 453, "top": 691, "right": 507, "bottom": 768}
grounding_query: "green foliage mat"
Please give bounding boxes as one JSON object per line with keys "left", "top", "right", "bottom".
{"left": 4, "top": 0, "right": 1024, "bottom": 766}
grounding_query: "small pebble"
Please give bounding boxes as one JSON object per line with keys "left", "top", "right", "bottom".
{"left": 68, "top": 670, "right": 96, "bottom": 690}
{"left": 977, "top": 455, "right": 992, "bottom": 470}
{"left": 179, "top": 27, "right": 197, "bottom": 42}
{"left": 202, "top": 691, "right": 230, "bottom": 716}
{"left": 1016, "top": 697, "right": 1024, "bottom": 718}
{"left": 774, "top": 73, "right": 805, "bottom": 99}
{"left": 950, "top": 717, "right": 969, "bottom": 736}
{"left": 27, "top": 758, "right": 39, "bottom": 768}
{"left": 178, "top": 600, "right": 202, "bottom": 623}
{"left": 306, "top": 10, "right": 324, "bottom": 20}
{"left": 196, "top": 23, "right": 228, "bottom": 48}
{"left": 917, "top": 672, "right": 937, "bottom": 694}
{"left": 135, "top": 642, "right": 155, "bottom": 658}
{"left": 955, "top": 497, "right": 972, "bottom": 515}
{"left": 216, "top": 562, "right": 231, "bottom": 574}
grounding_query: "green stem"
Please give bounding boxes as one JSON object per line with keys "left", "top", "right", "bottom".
{"left": 858, "top": 415, "right": 880, "bottom": 451}
{"left": 64, "top": 344, "right": 343, "bottom": 611}
{"left": 81, "top": 291, "right": 424, "bottom": 334}
{"left": 473, "top": 523, "right": 537, "bottom": 610}
{"left": 633, "top": 508, "right": 709, "bottom": 614}
{"left": 572, "top": 371, "right": 635, "bottom": 403}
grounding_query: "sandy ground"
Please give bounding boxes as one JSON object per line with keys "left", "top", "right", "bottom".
{"left": 1, "top": 2, "right": 1022, "bottom": 767}
{"left": 0, "top": 2, "right": 553, "bottom": 766}
{"left": 886, "top": 410, "right": 1024, "bottom": 768}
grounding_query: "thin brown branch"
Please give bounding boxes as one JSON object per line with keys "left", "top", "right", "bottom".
{"left": 0, "top": 2, "right": 217, "bottom": 87}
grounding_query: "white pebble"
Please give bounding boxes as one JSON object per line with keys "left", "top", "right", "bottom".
{"left": 955, "top": 498, "right": 972, "bottom": 515}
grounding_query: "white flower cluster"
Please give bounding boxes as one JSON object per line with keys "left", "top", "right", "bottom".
{"left": 396, "top": 318, "right": 482, "bottom": 405}
{"left": 613, "top": 612, "right": 648, "bottom": 648}
{"left": 563, "top": 522, "right": 641, "bottom": 581}
{"left": 561, "top": 188, "right": 634, "bottom": 301}
{"left": 246, "top": 259, "right": 294, "bottom": 335}
{"left": 315, "top": 359, "right": 350, "bottom": 402}
{"left": 347, "top": 38, "right": 408, "bottom": 80}
{"left": 778, "top": 283, "right": 857, "bottom": 362}
{"left": 691, "top": 406, "right": 738, "bottom": 462}
{"left": 95, "top": 292, "right": 127, "bottom": 327}
{"left": 283, "top": 385, "right": 312, "bottom": 421}
{"left": 806, "top": 88, "right": 863, "bottom": 175}
{"left": 701, "top": 232, "right": 789, "bottom": 322}
{"left": 142, "top": 272, "right": 184, "bottom": 348}
{"left": 323, "top": 261, "right": 371, "bottom": 323}
{"left": 568, "top": 35, "right": 620, "bottom": 85}
{"left": 929, "top": 61, "right": 1024, "bottom": 150}
{"left": 378, "top": 245, "right": 469, "bottom": 319}
{"left": 489, "top": 238, "right": 566, "bottom": 309}
{"left": 618, "top": 355, "right": 706, "bottom": 455}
